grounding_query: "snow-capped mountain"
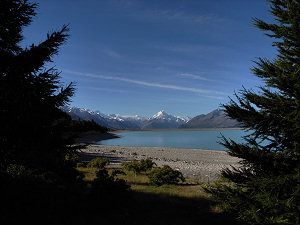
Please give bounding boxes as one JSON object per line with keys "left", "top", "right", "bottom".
{"left": 141, "top": 110, "right": 190, "bottom": 129}
{"left": 61, "top": 106, "right": 240, "bottom": 130}
{"left": 151, "top": 110, "right": 190, "bottom": 123}
{"left": 107, "top": 114, "right": 146, "bottom": 122}
{"left": 61, "top": 107, "right": 190, "bottom": 130}
{"left": 61, "top": 106, "right": 141, "bottom": 130}
{"left": 152, "top": 110, "right": 170, "bottom": 119}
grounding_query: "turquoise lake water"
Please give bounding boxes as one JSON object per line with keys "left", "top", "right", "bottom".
{"left": 96, "top": 129, "right": 248, "bottom": 151}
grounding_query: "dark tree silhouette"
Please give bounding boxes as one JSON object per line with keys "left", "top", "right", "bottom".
{"left": 0, "top": 2, "right": 133, "bottom": 225}
{"left": 208, "top": 1, "right": 300, "bottom": 224}
{"left": 0, "top": 0, "right": 78, "bottom": 183}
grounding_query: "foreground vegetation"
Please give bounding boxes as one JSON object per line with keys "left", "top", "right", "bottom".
{"left": 3, "top": 0, "right": 299, "bottom": 224}
{"left": 76, "top": 164, "right": 236, "bottom": 225}
{"left": 207, "top": 1, "right": 300, "bottom": 224}
{"left": 1, "top": 158, "right": 236, "bottom": 225}
{"left": 0, "top": 1, "right": 234, "bottom": 224}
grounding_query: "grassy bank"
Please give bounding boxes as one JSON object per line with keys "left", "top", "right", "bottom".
{"left": 1, "top": 165, "right": 235, "bottom": 225}
{"left": 77, "top": 167, "right": 236, "bottom": 225}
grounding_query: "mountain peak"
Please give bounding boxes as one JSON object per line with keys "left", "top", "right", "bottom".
{"left": 152, "top": 110, "right": 169, "bottom": 119}
{"left": 61, "top": 106, "right": 190, "bottom": 130}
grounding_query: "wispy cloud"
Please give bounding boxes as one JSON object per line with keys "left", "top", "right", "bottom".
{"left": 141, "top": 9, "right": 223, "bottom": 25}
{"left": 65, "top": 70, "right": 229, "bottom": 98}
{"left": 108, "top": 1, "right": 224, "bottom": 25}
{"left": 102, "top": 48, "right": 121, "bottom": 58}
{"left": 154, "top": 44, "right": 225, "bottom": 54}
{"left": 79, "top": 86, "right": 127, "bottom": 93}
{"left": 180, "top": 73, "right": 216, "bottom": 82}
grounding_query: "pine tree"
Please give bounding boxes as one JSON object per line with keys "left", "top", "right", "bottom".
{"left": 208, "top": 1, "right": 300, "bottom": 224}
{"left": 0, "top": 0, "right": 78, "bottom": 183}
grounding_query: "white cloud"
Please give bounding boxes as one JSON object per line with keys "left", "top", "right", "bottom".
{"left": 141, "top": 9, "right": 223, "bottom": 25}
{"left": 65, "top": 70, "right": 229, "bottom": 97}
{"left": 180, "top": 73, "right": 216, "bottom": 82}
{"left": 102, "top": 48, "right": 121, "bottom": 58}
{"left": 80, "top": 86, "right": 127, "bottom": 93}
{"left": 154, "top": 44, "right": 225, "bottom": 54}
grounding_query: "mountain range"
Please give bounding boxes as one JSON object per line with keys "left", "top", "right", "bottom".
{"left": 141, "top": 110, "right": 190, "bottom": 129}
{"left": 61, "top": 106, "right": 240, "bottom": 130}
{"left": 179, "top": 109, "right": 241, "bottom": 129}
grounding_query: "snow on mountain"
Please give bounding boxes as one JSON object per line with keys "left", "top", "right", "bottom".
{"left": 122, "top": 115, "right": 145, "bottom": 121}
{"left": 141, "top": 110, "right": 189, "bottom": 129}
{"left": 61, "top": 106, "right": 140, "bottom": 130}
{"left": 108, "top": 114, "right": 146, "bottom": 122}
{"left": 61, "top": 106, "right": 190, "bottom": 130}
{"left": 106, "top": 114, "right": 125, "bottom": 122}
{"left": 151, "top": 110, "right": 190, "bottom": 123}
{"left": 61, "top": 106, "right": 241, "bottom": 130}
{"left": 152, "top": 110, "right": 169, "bottom": 119}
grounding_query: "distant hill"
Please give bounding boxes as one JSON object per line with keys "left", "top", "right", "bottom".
{"left": 179, "top": 109, "right": 241, "bottom": 129}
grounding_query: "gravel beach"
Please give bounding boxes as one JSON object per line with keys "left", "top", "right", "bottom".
{"left": 78, "top": 144, "right": 241, "bottom": 181}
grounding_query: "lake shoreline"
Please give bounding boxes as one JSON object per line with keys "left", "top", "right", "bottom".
{"left": 113, "top": 127, "right": 243, "bottom": 133}
{"left": 78, "top": 144, "right": 240, "bottom": 181}
{"left": 75, "top": 131, "right": 241, "bottom": 180}
{"left": 97, "top": 129, "right": 246, "bottom": 151}
{"left": 75, "top": 131, "right": 122, "bottom": 144}
{"left": 75, "top": 129, "right": 247, "bottom": 151}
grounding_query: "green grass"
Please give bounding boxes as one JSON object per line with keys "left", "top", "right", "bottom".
{"left": 76, "top": 166, "right": 236, "bottom": 225}
{"left": 2, "top": 166, "right": 235, "bottom": 225}
{"left": 117, "top": 170, "right": 206, "bottom": 198}
{"left": 77, "top": 167, "right": 98, "bottom": 181}
{"left": 77, "top": 167, "right": 209, "bottom": 199}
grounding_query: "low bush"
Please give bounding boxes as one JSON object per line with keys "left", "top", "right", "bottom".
{"left": 6, "top": 164, "right": 27, "bottom": 177}
{"left": 148, "top": 165, "right": 185, "bottom": 186}
{"left": 122, "top": 160, "right": 141, "bottom": 174}
{"left": 65, "top": 153, "right": 79, "bottom": 167}
{"left": 87, "top": 157, "right": 109, "bottom": 169}
{"left": 122, "top": 158, "right": 156, "bottom": 174}
{"left": 139, "top": 158, "right": 156, "bottom": 171}
{"left": 76, "top": 162, "right": 85, "bottom": 168}
{"left": 92, "top": 169, "right": 129, "bottom": 192}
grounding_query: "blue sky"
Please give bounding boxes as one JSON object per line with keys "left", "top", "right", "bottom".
{"left": 23, "top": 0, "right": 275, "bottom": 118}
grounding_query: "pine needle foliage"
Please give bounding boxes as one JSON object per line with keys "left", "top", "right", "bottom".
{"left": 207, "top": 1, "right": 300, "bottom": 224}
{"left": 0, "top": 0, "right": 79, "bottom": 184}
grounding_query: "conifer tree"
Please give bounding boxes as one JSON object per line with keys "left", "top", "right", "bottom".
{"left": 208, "top": 1, "right": 300, "bottom": 224}
{"left": 0, "top": 0, "right": 78, "bottom": 183}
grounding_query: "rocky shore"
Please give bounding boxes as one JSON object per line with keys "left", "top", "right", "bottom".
{"left": 78, "top": 144, "right": 240, "bottom": 181}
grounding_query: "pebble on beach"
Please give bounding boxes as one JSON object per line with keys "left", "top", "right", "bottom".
{"left": 78, "top": 144, "right": 240, "bottom": 181}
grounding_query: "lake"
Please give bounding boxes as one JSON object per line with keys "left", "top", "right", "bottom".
{"left": 96, "top": 129, "right": 248, "bottom": 151}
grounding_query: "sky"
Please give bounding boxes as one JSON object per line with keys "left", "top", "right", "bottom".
{"left": 23, "top": 0, "right": 276, "bottom": 118}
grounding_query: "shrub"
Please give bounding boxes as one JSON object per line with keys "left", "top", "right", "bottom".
{"left": 87, "top": 157, "right": 109, "bottom": 169}
{"left": 122, "top": 158, "right": 156, "bottom": 174}
{"left": 122, "top": 160, "right": 141, "bottom": 174}
{"left": 76, "top": 162, "right": 85, "bottom": 168}
{"left": 139, "top": 158, "right": 156, "bottom": 171}
{"left": 148, "top": 165, "right": 185, "bottom": 186}
{"left": 65, "top": 153, "right": 79, "bottom": 167}
{"left": 92, "top": 169, "right": 129, "bottom": 192}
{"left": 6, "top": 164, "right": 27, "bottom": 177}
